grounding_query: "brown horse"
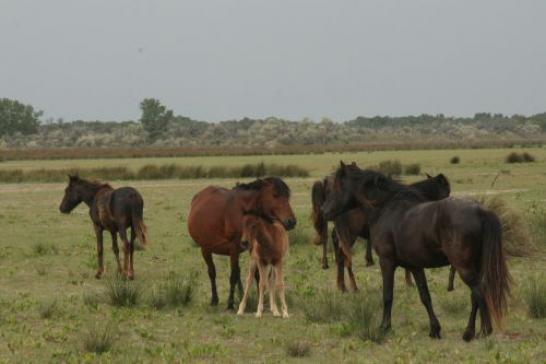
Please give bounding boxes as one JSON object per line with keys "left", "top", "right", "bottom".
{"left": 311, "top": 173, "right": 452, "bottom": 292}
{"left": 322, "top": 163, "right": 510, "bottom": 341}
{"left": 237, "top": 212, "right": 289, "bottom": 318}
{"left": 59, "top": 175, "right": 148, "bottom": 279}
{"left": 188, "top": 177, "right": 296, "bottom": 309}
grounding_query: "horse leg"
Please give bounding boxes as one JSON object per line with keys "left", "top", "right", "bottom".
{"left": 347, "top": 263, "right": 358, "bottom": 292}
{"left": 227, "top": 252, "right": 241, "bottom": 310}
{"left": 201, "top": 249, "right": 218, "bottom": 306}
{"left": 255, "top": 262, "right": 267, "bottom": 318}
{"left": 237, "top": 260, "right": 256, "bottom": 315}
{"left": 119, "top": 226, "right": 132, "bottom": 280}
{"left": 365, "top": 239, "right": 374, "bottom": 266}
{"left": 379, "top": 258, "right": 396, "bottom": 333}
{"left": 404, "top": 269, "right": 414, "bottom": 287}
{"left": 269, "top": 267, "right": 280, "bottom": 317}
{"left": 457, "top": 268, "right": 492, "bottom": 340}
{"left": 93, "top": 224, "right": 104, "bottom": 279}
{"left": 332, "top": 230, "right": 347, "bottom": 292}
{"left": 275, "top": 263, "right": 289, "bottom": 318}
{"left": 322, "top": 234, "right": 329, "bottom": 270}
{"left": 411, "top": 268, "right": 441, "bottom": 339}
{"left": 447, "top": 266, "right": 456, "bottom": 292}
{"left": 128, "top": 227, "right": 135, "bottom": 279}
{"left": 110, "top": 231, "right": 122, "bottom": 274}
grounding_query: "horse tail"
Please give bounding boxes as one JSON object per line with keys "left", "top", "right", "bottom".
{"left": 131, "top": 197, "right": 149, "bottom": 248}
{"left": 479, "top": 208, "right": 510, "bottom": 329}
{"left": 311, "top": 180, "right": 328, "bottom": 246}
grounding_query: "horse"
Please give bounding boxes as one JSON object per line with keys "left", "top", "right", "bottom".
{"left": 237, "top": 212, "right": 289, "bottom": 318}
{"left": 311, "top": 172, "right": 452, "bottom": 292}
{"left": 321, "top": 162, "right": 510, "bottom": 341}
{"left": 188, "top": 177, "right": 296, "bottom": 309}
{"left": 59, "top": 175, "right": 148, "bottom": 280}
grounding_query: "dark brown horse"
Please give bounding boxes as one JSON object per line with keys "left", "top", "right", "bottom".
{"left": 59, "top": 175, "right": 148, "bottom": 279}
{"left": 322, "top": 163, "right": 510, "bottom": 341}
{"left": 311, "top": 172, "right": 452, "bottom": 292}
{"left": 188, "top": 177, "right": 296, "bottom": 309}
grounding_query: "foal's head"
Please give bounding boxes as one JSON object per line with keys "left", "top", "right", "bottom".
{"left": 59, "top": 175, "right": 108, "bottom": 213}
{"left": 417, "top": 173, "right": 451, "bottom": 200}
{"left": 235, "top": 177, "right": 296, "bottom": 230}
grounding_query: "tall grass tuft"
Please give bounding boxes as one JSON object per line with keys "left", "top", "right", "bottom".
{"left": 302, "top": 289, "right": 345, "bottom": 323}
{"left": 38, "top": 300, "right": 60, "bottom": 319}
{"left": 105, "top": 276, "right": 141, "bottom": 307}
{"left": 32, "top": 242, "right": 58, "bottom": 256}
{"left": 149, "top": 271, "right": 198, "bottom": 309}
{"left": 83, "top": 324, "right": 113, "bottom": 354}
{"left": 286, "top": 341, "right": 311, "bottom": 358}
{"left": 524, "top": 276, "right": 546, "bottom": 319}
{"left": 476, "top": 195, "right": 533, "bottom": 256}
{"left": 344, "top": 293, "right": 385, "bottom": 343}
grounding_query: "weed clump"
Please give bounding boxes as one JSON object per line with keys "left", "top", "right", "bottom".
{"left": 32, "top": 242, "right": 58, "bottom": 256}
{"left": 524, "top": 276, "right": 546, "bottom": 319}
{"left": 105, "top": 276, "right": 141, "bottom": 307}
{"left": 83, "top": 324, "right": 113, "bottom": 354}
{"left": 149, "top": 271, "right": 198, "bottom": 309}
{"left": 286, "top": 341, "right": 311, "bottom": 358}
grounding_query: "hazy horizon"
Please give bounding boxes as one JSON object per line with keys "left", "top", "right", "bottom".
{"left": 1, "top": 1, "right": 545, "bottom": 122}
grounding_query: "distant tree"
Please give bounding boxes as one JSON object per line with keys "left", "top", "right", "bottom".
{"left": 139, "top": 98, "right": 173, "bottom": 139}
{"left": 0, "top": 98, "right": 42, "bottom": 136}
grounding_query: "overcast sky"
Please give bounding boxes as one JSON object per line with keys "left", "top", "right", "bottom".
{"left": 1, "top": 1, "right": 545, "bottom": 122}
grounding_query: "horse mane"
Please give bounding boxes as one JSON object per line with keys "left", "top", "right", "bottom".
{"left": 233, "top": 177, "right": 291, "bottom": 198}
{"left": 410, "top": 174, "right": 451, "bottom": 200}
{"left": 73, "top": 176, "right": 112, "bottom": 191}
{"left": 345, "top": 168, "right": 423, "bottom": 202}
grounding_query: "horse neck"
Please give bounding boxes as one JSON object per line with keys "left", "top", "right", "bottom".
{"left": 235, "top": 189, "right": 262, "bottom": 212}
{"left": 80, "top": 183, "right": 111, "bottom": 208}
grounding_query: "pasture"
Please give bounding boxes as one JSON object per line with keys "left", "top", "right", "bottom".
{"left": 0, "top": 148, "right": 545, "bottom": 363}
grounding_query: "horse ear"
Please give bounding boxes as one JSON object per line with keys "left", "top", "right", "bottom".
{"left": 350, "top": 161, "right": 357, "bottom": 167}
{"left": 68, "top": 174, "right": 78, "bottom": 182}
{"left": 438, "top": 173, "right": 448, "bottom": 185}
{"left": 425, "top": 172, "right": 432, "bottom": 179}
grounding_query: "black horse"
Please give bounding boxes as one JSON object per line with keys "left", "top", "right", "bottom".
{"left": 312, "top": 172, "right": 453, "bottom": 292}
{"left": 322, "top": 162, "right": 510, "bottom": 341}
{"left": 59, "top": 175, "right": 148, "bottom": 280}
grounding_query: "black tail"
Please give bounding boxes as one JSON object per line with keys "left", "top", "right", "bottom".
{"left": 311, "top": 180, "right": 328, "bottom": 247}
{"left": 479, "top": 208, "right": 510, "bottom": 329}
{"left": 131, "top": 199, "right": 148, "bottom": 248}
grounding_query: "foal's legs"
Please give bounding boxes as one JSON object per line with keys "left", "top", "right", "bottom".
{"left": 411, "top": 268, "right": 441, "bottom": 338}
{"left": 119, "top": 226, "right": 133, "bottom": 279}
{"left": 256, "top": 262, "right": 267, "bottom": 318}
{"left": 128, "top": 227, "right": 136, "bottom": 279}
{"left": 268, "top": 267, "right": 280, "bottom": 317}
{"left": 110, "top": 231, "right": 122, "bottom": 274}
{"left": 274, "top": 263, "right": 289, "bottom": 318}
{"left": 237, "top": 260, "right": 257, "bottom": 315}
{"left": 227, "top": 252, "right": 241, "bottom": 310}
{"left": 201, "top": 249, "right": 218, "bottom": 306}
{"left": 379, "top": 258, "right": 396, "bottom": 332}
{"left": 93, "top": 223, "right": 104, "bottom": 279}
{"left": 321, "top": 235, "right": 329, "bottom": 270}
{"left": 447, "top": 266, "right": 456, "bottom": 292}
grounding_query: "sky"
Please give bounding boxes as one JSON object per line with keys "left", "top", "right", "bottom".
{"left": 1, "top": 0, "right": 545, "bottom": 122}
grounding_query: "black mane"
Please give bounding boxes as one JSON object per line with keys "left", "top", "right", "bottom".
{"left": 234, "top": 177, "right": 290, "bottom": 198}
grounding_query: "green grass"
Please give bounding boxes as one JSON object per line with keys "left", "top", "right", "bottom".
{"left": 0, "top": 148, "right": 545, "bottom": 362}
{"left": 524, "top": 276, "right": 546, "bottom": 319}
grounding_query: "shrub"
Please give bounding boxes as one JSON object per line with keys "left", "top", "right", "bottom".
{"left": 105, "top": 276, "right": 141, "bottom": 307}
{"left": 286, "top": 341, "right": 311, "bottom": 358}
{"left": 404, "top": 163, "right": 421, "bottom": 175}
{"left": 83, "top": 324, "right": 113, "bottom": 354}
{"left": 376, "top": 160, "right": 402, "bottom": 177}
{"left": 450, "top": 156, "right": 460, "bottom": 164}
{"left": 506, "top": 152, "right": 535, "bottom": 164}
{"left": 522, "top": 152, "right": 536, "bottom": 162}
{"left": 524, "top": 276, "right": 546, "bottom": 319}
{"left": 477, "top": 195, "right": 533, "bottom": 256}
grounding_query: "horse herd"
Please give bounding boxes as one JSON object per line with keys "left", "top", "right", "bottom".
{"left": 59, "top": 161, "right": 510, "bottom": 342}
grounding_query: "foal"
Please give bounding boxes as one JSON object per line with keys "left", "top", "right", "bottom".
{"left": 237, "top": 213, "right": 289, "bottom": 319}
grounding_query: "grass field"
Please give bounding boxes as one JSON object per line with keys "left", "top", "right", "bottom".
{"left": 1, "top": 148, "right": 545, "bottom": 363}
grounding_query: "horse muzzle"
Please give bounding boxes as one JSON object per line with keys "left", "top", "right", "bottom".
{"left": 283, "top": 218, "right": 296, "bottom": 231}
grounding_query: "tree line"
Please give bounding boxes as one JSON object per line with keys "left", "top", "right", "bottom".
{"left": 1, "top": 97, "right": 546, "bottom": 149}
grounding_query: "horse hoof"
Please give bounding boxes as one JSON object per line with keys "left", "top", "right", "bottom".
{"left": 255, "top": 312, "right": 263, "bottom": 319}
{"left": 282, "top": 312, "right": 289, "bottom": 319}
{"left": 462, "top": 330, "right": 475, "bottom": 342}
{"left": 447, "top": 286, "right": 454, "bottom": 292}
{"left": 272, "top": 311, "right": 281, "bottom": 317}
{"left": 237, "top": 310, "right": 244, "bottom": 316}
{"left": 366, "top": 261, "right": 374, "bottom": 267}
{"left": 322, "top": 264, "right": 329, "bottom": 270}
{"left": 95, "top": 270, "right": 103, "bottom": 279}
{"left": 210, "top": 299, "right": 219, "bottom": 306}
{"left": 429, "top": 330, "right": 441, "bottom": 339}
